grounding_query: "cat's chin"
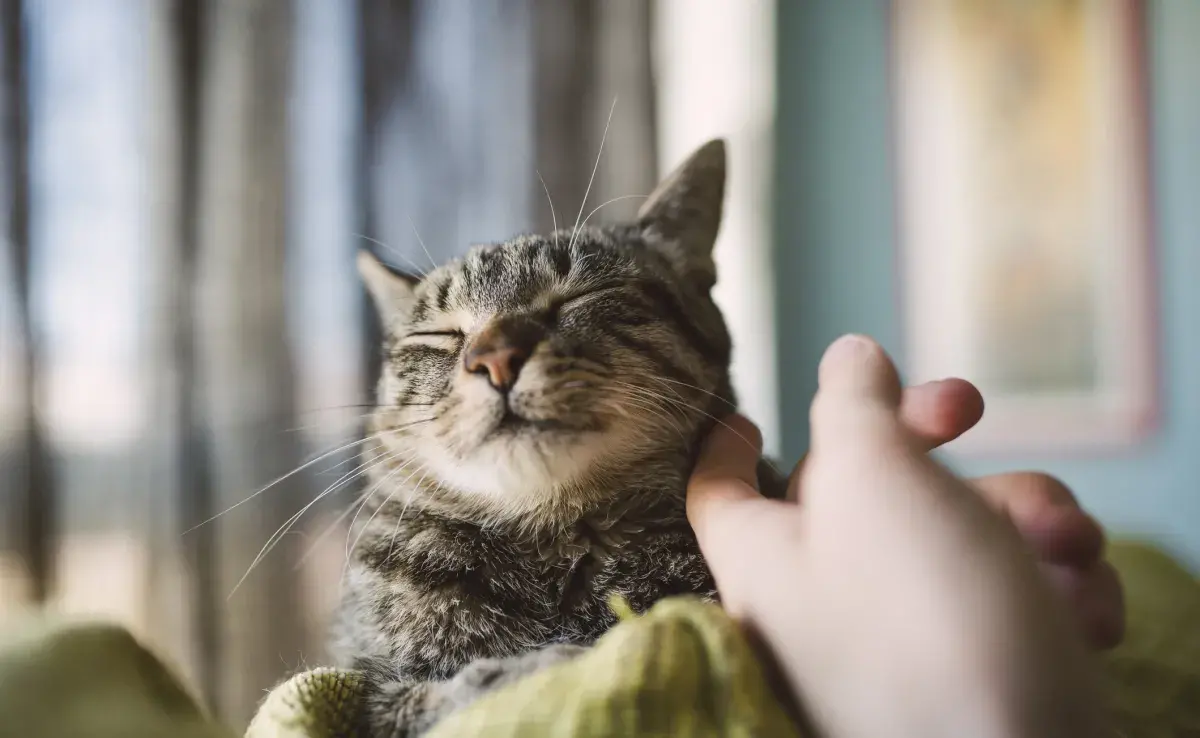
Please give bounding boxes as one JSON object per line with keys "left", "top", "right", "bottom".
{"left": 491, "top": 410, "right": 577, "bottom": 435}
{"left": 414, "top": 426, "right": 616, "bottom": 512}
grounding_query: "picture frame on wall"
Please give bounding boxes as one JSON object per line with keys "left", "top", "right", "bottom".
{"left": 891, "top": 0, "right": 1158, "bottom": 454}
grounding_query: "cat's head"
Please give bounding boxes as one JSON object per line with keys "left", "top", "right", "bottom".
{"left": 360, "top": 140, "right": 733, "bottom": 520}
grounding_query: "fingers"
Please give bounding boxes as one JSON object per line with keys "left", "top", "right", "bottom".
{"left": 974, "top": 471, "right": 1124, "bottom": 649}
{"left": 787, "top": 377, "right": 985, "bottom": 498}
{"left": 687, "top": 415, "right": 790, "bottom": 580}
{"left": 809, "top": 335, "right": 905, "bottom": 452}
{"left": 900, "top": 379, "right": 984, "bottom": 451}
{"left": 1081, "top": 562, "right": 1125, "bottom": 650}
{"left": 972, "top": 473, "right": 1103, "bottom": 567}
{"left": 1041, "top": 561, "right": 1126, "bottom": 650}
{"left": 816, "top": 334, "right": 903, "bottom": 408}
{"left": 690, "top": 414, "right": 763, "bottom": 493}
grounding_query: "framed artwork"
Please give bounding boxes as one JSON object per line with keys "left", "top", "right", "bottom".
{"left": 891, "top": 0, "right": 1158, "bottom": 454}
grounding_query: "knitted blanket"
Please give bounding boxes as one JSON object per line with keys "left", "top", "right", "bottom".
{"left": 0, "top": 539, "right": 1196, "bottom": 738}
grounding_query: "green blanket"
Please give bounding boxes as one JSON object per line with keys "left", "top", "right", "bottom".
{"left": 1, "top": 540, "right": 1196, "bottom": 738}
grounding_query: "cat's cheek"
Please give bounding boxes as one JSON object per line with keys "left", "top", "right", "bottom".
{"left": 444, "top": 373, "right": 506, "bottom": 446}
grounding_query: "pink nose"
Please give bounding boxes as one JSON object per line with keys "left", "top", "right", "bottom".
{"left": 463, "top": 344, "right": 528, "bottom": 391}
{"left": 463, "top": 316, "right": 546, "bottom": 392}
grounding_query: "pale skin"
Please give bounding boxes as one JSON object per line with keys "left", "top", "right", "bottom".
{"left": 688, "top": 335, "right": 1118, "bottom": 738}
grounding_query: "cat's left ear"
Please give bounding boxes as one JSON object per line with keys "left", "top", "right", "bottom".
{"left": 636, "top": 139, "right": 726, "bottom": 290}
{"left": 358, "top": 250, "right": 419, "bottom": 323}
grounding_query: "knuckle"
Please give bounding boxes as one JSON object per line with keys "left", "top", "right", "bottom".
{"left": 1012, "top": 471, "right": 1077, "bottom": 506}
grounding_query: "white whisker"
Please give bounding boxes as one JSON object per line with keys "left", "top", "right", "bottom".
{"left": 614, "top": 380, "right": 779, "bottom": 473}
{"left": 228, "top": 446, "right": 407, "bottom": 597}
{"left": 292, "top": 448, "right": 410, "bottom": 571}
{"left": 646, "top": 375, "right": 737, "bottom": 409}
{"left": 382, "top": 471, "right": 435, "bottom": 566}
{"left": 343, "top": 461, "right": 429, "bottom": 583}
{"left": 616, "top": 392, "right": 687, "bottom": 442}
{"left": 354, "top": 233, "right": 429, "bottom": 278}
{"left": 184, "top": 433, "right": 384, "bottom": 535}
{"left": 579, "top": 194, "right": 648, "bottom": 232}
{"left": 293, "top": 492, "right": 375, "bottom": 570}
{"left": 538, "top": 169, "right": 559, "bottom": 250}
{"left": 405, "top": 215, "right": 439, "bottom": 271}
{"left": 569, "top": 97, "right": 618, "bottom": 251}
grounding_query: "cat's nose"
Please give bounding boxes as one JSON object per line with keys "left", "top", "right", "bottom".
{"left": 464, "top": 344, "right": 528, "bottom": 392}
{"left": 464, "top": 316, "right": 546, "bottom": 392}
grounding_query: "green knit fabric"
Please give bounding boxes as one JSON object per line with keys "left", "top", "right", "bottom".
{"left": 0, "top": 616, "right": 231, "bottom": 738}
{"left": 241, "top": 596, "right": 802, "bottom": 738}
{"left": 0, "top": 538, "right": 1197, "bottom": 738}
{"left": 1102, "top": 542, "right": 1200, "bottom": 736}
{"left": 424, "top": 595, "right": 803, "bottom": 738}
{"left": 245, "top": 667, "right": 366, "bottom": 738}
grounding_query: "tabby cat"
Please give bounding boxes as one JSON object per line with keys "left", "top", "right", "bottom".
{"left": 332, "top": 140, "right": 785, "bottom": 736}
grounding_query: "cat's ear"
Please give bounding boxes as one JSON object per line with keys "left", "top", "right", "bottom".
{"left": 357, "top": 250, "right": 418, "bottom": 321}
{"left": 636, "top": 139, "right": 726, "bottom": 289}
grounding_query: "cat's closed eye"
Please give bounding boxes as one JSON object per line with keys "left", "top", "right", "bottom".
{"left": 546, "top": 285, "right": 627, "bottom": 323}
{"left": 398, "top": 329, "right": 465, "bottom": 352}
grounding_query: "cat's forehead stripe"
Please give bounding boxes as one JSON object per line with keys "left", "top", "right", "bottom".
{"left": 434, "top": 278, "right": 452, "bottom": 311}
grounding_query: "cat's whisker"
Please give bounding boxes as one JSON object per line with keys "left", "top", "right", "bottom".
{"left": 646, "top": 375, "right": 737, "bottom": 409}
{"left": 617, "top": 381, "right": 781, "bottom": 475}
{"left": 382, "top": 471, "right": 436, "bottom": 566}
{"left": 296, "top": 404, "right": 376, "bottom": 414}
{"left": 614, "top": 392, "right": 687, "bottom": 443}
{"left": 336, "top": 490, "right": 385, "bottom": 582}
{"left": 405, "top": 215, "right": 439, "bottom": 272}
{"left": 343, "top": 461, "right": 430, "bottom": 583}
{"left": 292, "top": 449, "right": 412, "bottom": 570}
{"left": 578, "top": 194, "right": 648, "bottom": 232}
{"left": 229, "top": 446, "right": 408, "bottom": 597}
{"left": 537, "top": 169, "right": 559, "bottom": 250}
{"left": 293, "top": 403, "right": 441, "bottom": 421}
{"left": 342, "top": 459, "right": 414, "bottom": 559}
{"left": 312, "top": 442, "right": 385, "bottom": 478}
{"left": 569, "top": 96, "right": 618, "bottom": 252}
{"left": 283, "top": 415, "right": 370, "bottom": 435}
{"left": 342, "top": 454, "right": 426, "bottom": 557}
{"left": 293, "top": 487, "right": 380, "bottom": 571}
{"left": 354, "top": 233, "right": 428, "bottom": 278}
{"left": 188, "top": 418, "right": 436, "bottom": 535}
{"left": 184, "top": 432, "right": 387, "bottom": 535}
{"left": 615, "top": 382, "right": 695, "bottom": 427}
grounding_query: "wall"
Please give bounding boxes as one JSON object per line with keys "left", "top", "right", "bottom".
{"left": 774, "top": 0, "right": 1200, "bottom": 568}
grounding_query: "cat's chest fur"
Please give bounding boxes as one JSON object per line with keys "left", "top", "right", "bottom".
{"left": 334, "top": 493, "right": 714, "bottom": 681}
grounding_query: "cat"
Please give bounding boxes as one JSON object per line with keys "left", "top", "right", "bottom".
{"left": 331, "top": 139, "right": 786, "bottom": 736}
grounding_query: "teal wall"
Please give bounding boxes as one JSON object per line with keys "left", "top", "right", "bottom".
{"left": 775, "top": 1, "right": 1200, "bottom": 568}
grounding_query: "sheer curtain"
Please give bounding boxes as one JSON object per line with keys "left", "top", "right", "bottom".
{"left": 0, "top": 0, "right": 660, "bottom": 725}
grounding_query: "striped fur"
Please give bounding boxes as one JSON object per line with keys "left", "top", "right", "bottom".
{"left": 332, "top": 140, "right": 785, "bottom": 736}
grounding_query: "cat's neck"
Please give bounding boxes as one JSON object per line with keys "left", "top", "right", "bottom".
{"left": 360, "top": 441, "right": 696, "bottom": 539}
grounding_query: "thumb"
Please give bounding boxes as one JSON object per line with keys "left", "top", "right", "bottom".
{"left": 687, "top": 415, "right": 782, "bottom": 557}
{"left": 809, "top": 334, "right": 906, "bottom": 452}
{"left": 688, "top": 414, "right": 762, "bottom": 510}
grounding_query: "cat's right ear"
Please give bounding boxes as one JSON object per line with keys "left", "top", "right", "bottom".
{"left": 636, "top": 139, "right": 726, "bottom": 291}
{"left": 358, "top": 250, "right": 418, "bottom": 322}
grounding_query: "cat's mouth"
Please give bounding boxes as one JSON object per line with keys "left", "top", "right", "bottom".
{"left": 494, "top": 409, "right": 573, "bottom": 434}
{"left": 496, "top": 410, "right": 529, "bottom": 431}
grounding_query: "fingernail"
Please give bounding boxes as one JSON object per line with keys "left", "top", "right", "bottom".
{"left": 831, "top": 333, "right": 874, "bottom": 354}
{"left": 816, "top": 334, "right": 902, "bottom": 409}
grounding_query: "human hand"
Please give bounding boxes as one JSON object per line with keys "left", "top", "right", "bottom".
{"left": 688, "top": 335, "right": 1104, "bottom": 738}
{"left": 785, "top": 364, "right": 1123, "bottom": 650}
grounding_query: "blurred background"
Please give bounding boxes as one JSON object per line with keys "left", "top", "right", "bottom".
{"left": 0, "top": 0, "right": 1195, "bottom": 727}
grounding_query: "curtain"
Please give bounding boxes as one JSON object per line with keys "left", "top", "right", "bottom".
{"left": 0, "top": 0, "right": 657, "bottom": 726}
